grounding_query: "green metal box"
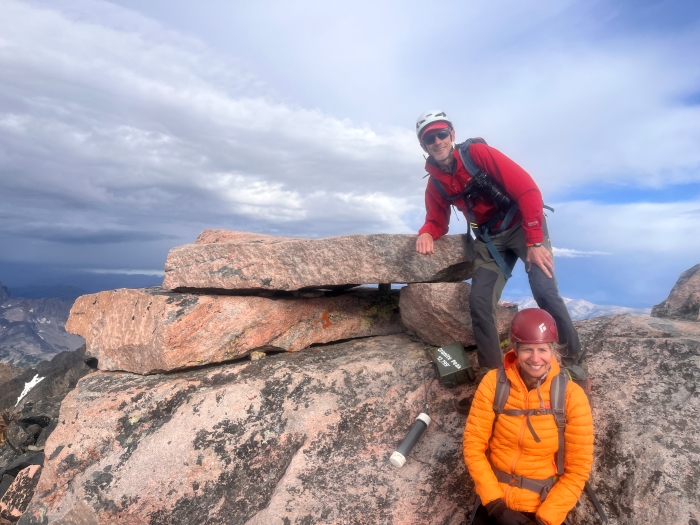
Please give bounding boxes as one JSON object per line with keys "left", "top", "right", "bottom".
{"left": 430, "top": 342, "right": 475, "bottom": 388}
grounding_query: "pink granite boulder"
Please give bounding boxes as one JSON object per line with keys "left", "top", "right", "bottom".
{"left": 568, "top": 313, "right": 700, "bottom": 524}
{"left": 399, "top": 282, "right": 515, "bottom": 347}
{"left": 66, "top": 287, "right": 403, "bottom": 374}
{"left": 0, "top": 465, "right": 41, "bottom": 522}
{"left": 162, "top": 230, "right": 476, "bottom": 292}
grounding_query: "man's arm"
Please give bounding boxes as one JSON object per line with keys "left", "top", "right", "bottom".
{"left": 417, "top": 182, "right": 450, "bottom": 254}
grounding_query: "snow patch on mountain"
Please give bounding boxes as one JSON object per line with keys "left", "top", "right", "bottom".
{"left": 505, "top": 296, "right": 651, "bottom": 321}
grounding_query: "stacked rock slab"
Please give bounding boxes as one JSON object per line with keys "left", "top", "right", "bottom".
{"left": 162, "top": 230, "right": 476, "bottom": 292}
{"left": 67, "top": 288, "right": 404, "bottom": 374}
{"left": 65, "top": 231, "right": 478, "bottom": 374}
{"left": 400, "top": 282, "right": 515, "bottom": 347}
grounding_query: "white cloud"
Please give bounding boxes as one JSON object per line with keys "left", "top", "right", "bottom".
{"left": 547, "top": 199, "right": 700, "bottom": 256}
{"left": 552, "top": 247, "right": 611, "bottom": 258}
{"left": 85, "top": 268, "right": 165, "bottom": 276}
{"left": 0, "top": 0, "right": 424, "bottom": 264}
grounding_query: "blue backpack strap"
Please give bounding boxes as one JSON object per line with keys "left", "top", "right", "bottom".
{"left": 456, "top": 138, "right": 517, "bottom": 277}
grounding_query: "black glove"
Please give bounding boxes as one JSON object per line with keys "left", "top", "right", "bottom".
{"left": 485, "top": 499, "right": 537, "bottom": 525}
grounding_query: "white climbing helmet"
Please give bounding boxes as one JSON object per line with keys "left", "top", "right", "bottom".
{"left": 415, "top": 109, "right": 452, "bottom": 140}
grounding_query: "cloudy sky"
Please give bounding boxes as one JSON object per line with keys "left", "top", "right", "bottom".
{"left": 1, "top": 0, "right": 699, "bottom": 307}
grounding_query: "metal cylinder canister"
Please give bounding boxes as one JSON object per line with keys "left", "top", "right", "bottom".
{"left": 389, "top": 413, "right": 431, "bottom": 468}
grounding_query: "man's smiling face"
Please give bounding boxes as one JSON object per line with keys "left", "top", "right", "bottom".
{"left": 422, "top": 127, "right": 455, "bottom": 164}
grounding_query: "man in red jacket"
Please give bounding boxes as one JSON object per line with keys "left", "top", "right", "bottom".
{"left": 414, "top": 110, "right": 582, "bottom": 371}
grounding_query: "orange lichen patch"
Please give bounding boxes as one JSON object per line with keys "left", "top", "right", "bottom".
{"left": 320, "top": 311, "right": 332, "bottom": 329}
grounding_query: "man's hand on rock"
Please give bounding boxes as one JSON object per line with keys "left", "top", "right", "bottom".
{"left": 526, "top": 245, "right": 554, "bottom": 278}
{"left": 416, "top": 233, "right": 434, "bottom": 255}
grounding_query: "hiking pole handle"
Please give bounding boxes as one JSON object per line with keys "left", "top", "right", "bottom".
{"left": 389, "top": 413, "right": 431, "bottom": 468}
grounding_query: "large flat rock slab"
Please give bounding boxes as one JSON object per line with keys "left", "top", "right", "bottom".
{"left": 66, "top": 288, "right": 403, "bottom": 374}
{"left": 20, "top": 335, "right": 475, "bottom": 525}
{"left": 399, "top": 283, "right": 515, "bottom": 347}
{"left": 162, "top": 230, "right": 476, "bottom": 292}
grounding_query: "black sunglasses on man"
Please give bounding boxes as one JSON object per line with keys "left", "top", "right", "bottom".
{"left": 422, "top": 129, "right": 451, "bottom": 145}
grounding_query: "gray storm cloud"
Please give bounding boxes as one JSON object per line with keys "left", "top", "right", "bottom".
{"left": 1, "top": 0, "right": 699, "bottom": 276}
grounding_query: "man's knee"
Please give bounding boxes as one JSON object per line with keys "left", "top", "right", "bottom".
{"left": 528, "top": 265, "right": 561, "bottom": 301}
{"left": 470, "top": 267, "right": 499, "bottom": 318}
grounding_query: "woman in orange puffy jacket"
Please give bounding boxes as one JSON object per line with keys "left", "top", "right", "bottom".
{"left": 464, "top": 308, "right": 593, "bottom": 525}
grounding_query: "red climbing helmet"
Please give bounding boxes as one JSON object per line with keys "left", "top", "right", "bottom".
{"left": 510, "top": 308, "right": 559, "bottom": 344}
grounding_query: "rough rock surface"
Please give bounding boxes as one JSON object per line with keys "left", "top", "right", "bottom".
{"left": 21, "top": 334, "right": 476, "bottom": 525}
{"left": 651, "top": 263, "right": 700, "bottom": 321}
{"left": 568, "top": 314, "right": 700, "bottom": 524}
{"left": 399, "top": 283, "right": 515, "bottom": 347}
{"left": 162, "top": 230, "right": 476, "bottom": 292}
{"left": 20, "top": 313, "right": 700, "bottom": 524}
{"left": 67, "top": 287, "right": 403, "bottom": 374}
{"left": 0, "top": 465, "right": 41, "bottom": 522}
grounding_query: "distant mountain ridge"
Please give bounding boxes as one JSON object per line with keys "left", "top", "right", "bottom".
{"left": 8, "top": 285, "right": 86, "bottom": 302}
{"left": 508, "top": 295, "right": 651, "bottom": 321}
{"left": 0, "top": 281, "right": 85, "bottom": 367}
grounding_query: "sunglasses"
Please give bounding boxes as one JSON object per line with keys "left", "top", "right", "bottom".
{"left": 422, "top": 129, "right": 451, "bottom": 145}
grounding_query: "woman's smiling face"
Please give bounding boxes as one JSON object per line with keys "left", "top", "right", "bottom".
{"left": 516, "top": 343, "right": 554, "bottom": 380}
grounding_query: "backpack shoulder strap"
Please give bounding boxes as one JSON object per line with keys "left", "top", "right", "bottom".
{"left": 456, "top": 138, "right": 487, "bottom": 178}
{"left": 429, "top": 176, "right": 461, "bottom": 202}
{"left": 550, "top": 370, "right": 569, "bottom": 476}
{"left": 489, "top": 366, "right": 511, "bottom": 446}
{"left": 492, "top": 365, "right": 511, "bottom": 417}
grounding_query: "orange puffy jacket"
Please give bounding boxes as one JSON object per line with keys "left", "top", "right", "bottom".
{"left": 463, "top": 350, "right": 593, "bottom": 525}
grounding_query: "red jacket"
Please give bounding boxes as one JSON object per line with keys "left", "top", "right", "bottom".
{"left": 418, "top": 142, "right": 545, "bottom": 245}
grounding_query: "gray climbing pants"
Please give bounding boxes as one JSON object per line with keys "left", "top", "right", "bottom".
{"left": 469, "top": 221, "right": 582, "bottom": 369}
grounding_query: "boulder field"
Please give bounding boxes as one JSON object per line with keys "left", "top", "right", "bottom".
{"left": 3, "top": 232, "right": 699, "bottom": 524}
